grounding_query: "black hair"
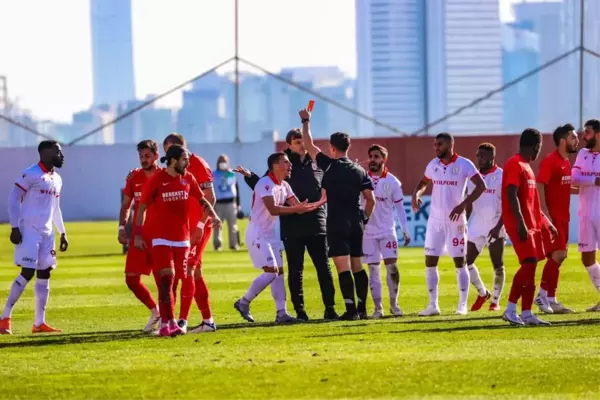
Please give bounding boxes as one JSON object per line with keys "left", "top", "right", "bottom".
{"left": 160, "top": 144, "right": 187, "bottom": 165}
{"left": 137, "top": 139, "right": 159, "bottom": 155}
{"left": 519, "top": 128, "right": 542, "bottom": 148}
{"left": 267, "top": 152, "right": 286, "bottom": 171}
{"left": 368, "top": 144, "right": 388, "bottom": 159}
{"left": 330, "top": 132, "right": 350, "bottom": 152}
{"left": 38, "top": 140, "right": 59, "bottom": 154}
{"left": 163, "top": 132, "right": 186, "bottom": 147}
{"left": 552, "top": 123, "right": 575, "bottom": 146}
{"left": 478, "top": 142, "right": 496, "bottom": 156}
{"left": 435, "top": 132, "right": 454, "bottom": 144}
{"left": 286, "top": 129, "right": 303, "bottom": 144}
{"left": 584, "top": 119, "right": 600, "bottom": 133}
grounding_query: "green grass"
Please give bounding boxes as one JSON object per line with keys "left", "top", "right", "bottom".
{"left": 0, "top": 221, "right": 598, "bottom": 400}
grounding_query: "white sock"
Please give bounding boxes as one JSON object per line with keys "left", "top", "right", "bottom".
{"left": 456, "top": 267, "right": 470, "bottom": 306}
{"left": 385, "top": 262, "right": 400, "bottom": 308}
{"left": 539, "top": 287, "right": 548, "bottom": 298}
{"left": 492, "top": 267, "right": 505, "bottom": 304}
{"left": 548, "top": 297, "right": 557, "bottom": 303}
{"left": 203, "top": 317, "right": 215, "bottom": 324}
{"left": 506, "top": 301, "right": 517, "bottom": 313}
{"left": 241, "top": 272, "right": 277, "bottom": 305}
{"left": 585, "top": 263, "right": 600, "bottom": 292}
{"left": 521, "top": 309, "right": 532, "bottom": 318}
{"left": 2, "top": 275, "right": 29, "bottom": 319}
{"left": 34, "top": 278, "right": 50, "bottom": 326}
{"left": 368, "top": 263, "right": 383, "bottom": 311}
{"left": 270, "top": 274, "right": 287, "bottom": 312}
{"left": 467, "top": 264, "right": 486, "bottom": 296}
{"left": 425, "top": 267, "right": 439, "bottom": 307}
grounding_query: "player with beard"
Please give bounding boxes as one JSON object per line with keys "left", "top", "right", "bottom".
{"left": 118, "top": 140, "right": 162, "bottom": 332}
{"left": 572, "top": 119, "right": 600, "bottom": 312}
{"left": 502, "top": 128, "right": 557, "bottom": 326}
{"left": 1, "top": 140, "right": 68, "bottom": 335}
{"left": 134, "top": 145, "right": 220, "bottom": 337}
{"left": 534, "top": 124, "right": 579, "bottom": 314}
{"left": 464, "top": 143, "right": 506, "bottom": 312}
{"left": 412, "top": 133, "right": 486, "bottom": 316}
{"left": 362, "top": 145, "right": 410, "bottom": 318}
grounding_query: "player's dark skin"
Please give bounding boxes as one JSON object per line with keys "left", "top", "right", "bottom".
{"left": 465, "top": 148, "right": 505, "bottom": 272}
{"left": 412, "top": 137, "right": 486, "bottom": 269}
{"left": 9, "top": 142, "right": 68, "bottom": 282}
{"left": 506, "top": 143, "right": 557, "bottom": 265}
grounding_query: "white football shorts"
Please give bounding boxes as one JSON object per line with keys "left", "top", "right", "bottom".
{"left": 14, "top": 227, "right": 57, "bottom": 270}
{"left": 362, "top": 235, "right": 399, "bottom": 264}
{"left": 424, "top": 217, "right": 467, "bottom": 258}
{"left": 468, "top": 219, "right": 507, "bottom": 253}
{"left": 578, "top": 216, "right": 600, "bottom": 253}
{"left": 246, "top": 223, "right": 283, "bottom": 269}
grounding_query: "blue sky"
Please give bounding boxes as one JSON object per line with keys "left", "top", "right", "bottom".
{"left": 0, "top": 0, "right": 517, "bottom": 122}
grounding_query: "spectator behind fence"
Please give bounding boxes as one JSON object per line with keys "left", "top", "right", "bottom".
{"left": 213, "top": 154, "right": 241, "bottom": 251}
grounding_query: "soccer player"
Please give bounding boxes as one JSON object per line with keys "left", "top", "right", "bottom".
{"left": 362, "top": 144, "right": 410, "bottom": 319}
{"left": 118, "top": 140, "right": 162, "bottom": 332}
{"left": 412, "top": 133, "right": 486, "bottom": 316}
{"left": 0, "top": 140, "right": 68, "bottom": 335}
{"left": 134, "top": 144, "right": 220, "bottom": 337}
{"left": 300, "top": 109, "right": 376, "bottom": 320}
{"left": 234, "top": 152, "right": 318, "bottom": 323}
{"left": 162, "top": 133, "right": 216, "bottom": 333}
{"left": 535, "top": 124, "right": 579, "bottom": 314}
{"left": 502, "top": 128, "right": 557, "bottom": 326}
{"left": 465, "top": 143, "right": 506, "bottom": 312}
{"left": 572, "top": 119, "right": 600, "bottom": 312}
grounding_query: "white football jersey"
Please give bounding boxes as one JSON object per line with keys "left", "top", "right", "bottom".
{"left": 467, "top": 166, "right": 503, "bottom": 225}
{"left": 14, "top": 163, "right": 63, "bottom": 234}
{"left": 573, "top": 148, "right": 600, "bottom": 218}
{"left": 249, "top": 174, "right": 294, "bottom": 239}
{"left": 424, "top": 154, "right": 479, "bottom": 220}
{"left": 363, "top": 169, "right": 404, "bottom": 239}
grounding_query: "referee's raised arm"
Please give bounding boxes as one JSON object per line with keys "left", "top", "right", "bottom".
{"left": 300, "top": 108, "right": 331, "bottom": 172}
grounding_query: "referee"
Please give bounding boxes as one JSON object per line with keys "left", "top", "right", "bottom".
{"left": 299, "top": 108, "right": 376, "bottom": 320}
{"left": 237, "top": 131, "right": 338, "bottom": 321}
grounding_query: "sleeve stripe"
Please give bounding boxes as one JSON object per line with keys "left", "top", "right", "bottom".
{"left": 572, "top": 166, "right": 581, "bottom": 170}
{"left": 394, "top": 199, "right": 403, "bottom": 203}
{"left": 15, "top": 183, "right": 27, "bottom": 192}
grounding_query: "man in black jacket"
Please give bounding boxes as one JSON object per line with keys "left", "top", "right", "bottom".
{"left": 235, "top": 129, "right": 338, "bottom": 321}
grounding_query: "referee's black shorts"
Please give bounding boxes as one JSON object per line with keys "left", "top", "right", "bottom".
{"left": 327, "top": 226, "right": 363, "bottom": 258}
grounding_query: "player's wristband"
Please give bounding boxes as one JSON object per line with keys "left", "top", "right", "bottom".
{"left": 301, "top": 118, "right": 310, "bottom": 123}
{"left": 118, "top": 225, "right": 125, "bottom": 232}
{"left": 197, "top": 221, "right": 205, "bottom": 229}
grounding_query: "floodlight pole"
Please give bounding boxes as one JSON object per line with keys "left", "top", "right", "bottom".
{"left": 234, "top": 0, "right": 241, "bottom": 143}
{"left": 578, "top": 0, "right": 585, "bottom": 131}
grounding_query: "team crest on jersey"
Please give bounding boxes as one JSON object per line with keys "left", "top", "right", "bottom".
{"left": 382, "top": 182, "right": 390, "bottom": 192}
{"left": 490, "top": 175, "right": 497, "bottom": 182}
{"left": 452, "top": 167, "right": 459, "bottom": 175}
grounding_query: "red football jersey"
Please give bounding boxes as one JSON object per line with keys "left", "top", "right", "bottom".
{"left": 123, "top": 168, "right": 161, "bottom": 233}
{"left": 140, "top": 169, "right": 204, "bottom": 242}
{"left": 187, "top": 154, "right": 213, "bottom": 226}
{"left": 502, "top": 154, "right": 545, "bottom": 231}
{"left": 537, "top": 150, "right": 571, "bottom": 222}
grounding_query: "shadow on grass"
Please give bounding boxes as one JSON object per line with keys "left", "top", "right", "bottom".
{"left": 0, "top": 329, "right": 144, "bottom": 349}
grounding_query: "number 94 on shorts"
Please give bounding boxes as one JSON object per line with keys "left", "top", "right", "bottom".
{"left": 424, "top": 218, "right": 467, "bottom": 258}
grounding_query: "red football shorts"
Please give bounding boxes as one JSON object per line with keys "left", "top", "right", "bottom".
{"left": 543, "top": 219, "right": 569, "bottom": 254}
{"left": 152, "top": 245, "right": 190, "bottom": 277}
{"left": 125, "top": 237, "right": 153, "bottom": 276}
{"left": 507, "top": 228, "right": 546, "bottom": 263}
{"left": 188, "top": 225, "right": 213, "bottom": 270}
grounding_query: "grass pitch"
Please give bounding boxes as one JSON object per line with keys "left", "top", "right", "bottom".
{"left": 0, "top": 221, "right": 598, "bottom": 400}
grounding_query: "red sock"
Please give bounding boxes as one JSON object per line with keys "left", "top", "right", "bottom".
{"left": 172, "top": 278, "right": 180, "bottom": 307}
{"left": 508, "top": 267, "right": 525, "bottom": 304}
{"left": 179, "top": 275, "right": 195, "bottom": 321}
{"left": 194, "top": 275, "right": 212, "bottom": 320}
{"left": 520, "top": 263, "right": 538, "bottom": 311}
{"left": 125, "top": 275, "right": 157, "bottom": 310}
{"left": 159, "top": 274, "right": 175, "bottom": 323}
{"left": 541, "top": 258, "right": 560, "bottom": 295}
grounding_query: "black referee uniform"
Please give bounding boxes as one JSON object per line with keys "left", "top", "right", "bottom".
{"left": 243, "top": 148, "right": 338, "bottom": 320}
{"left": 315, "top": 152, "right": 374, "bottom": 319}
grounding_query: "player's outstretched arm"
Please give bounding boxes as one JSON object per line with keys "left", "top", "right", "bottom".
{"left": 506, "top": 185, "right": 528, "bottom": 241}
{"left": 52, "top": 197, "right": 68, "bottom": 252}
{"left": 8, "top": 185, "right": 24, "bottom": 245}
{"left": 233, "top": 165, "right": 261, "bottom": 190}
{"left": 299, "top": 108, "right": 322, "bottom": 160}
{"left": 263, "top": 196, "right": 315, "bottom": 216}
{"left": 411, "top": 177, "right": 430, "bottom": 212}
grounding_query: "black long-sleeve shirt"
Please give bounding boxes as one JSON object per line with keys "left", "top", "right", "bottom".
{"left": 243, "top": 148, "right": 326, "bottom": 239}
